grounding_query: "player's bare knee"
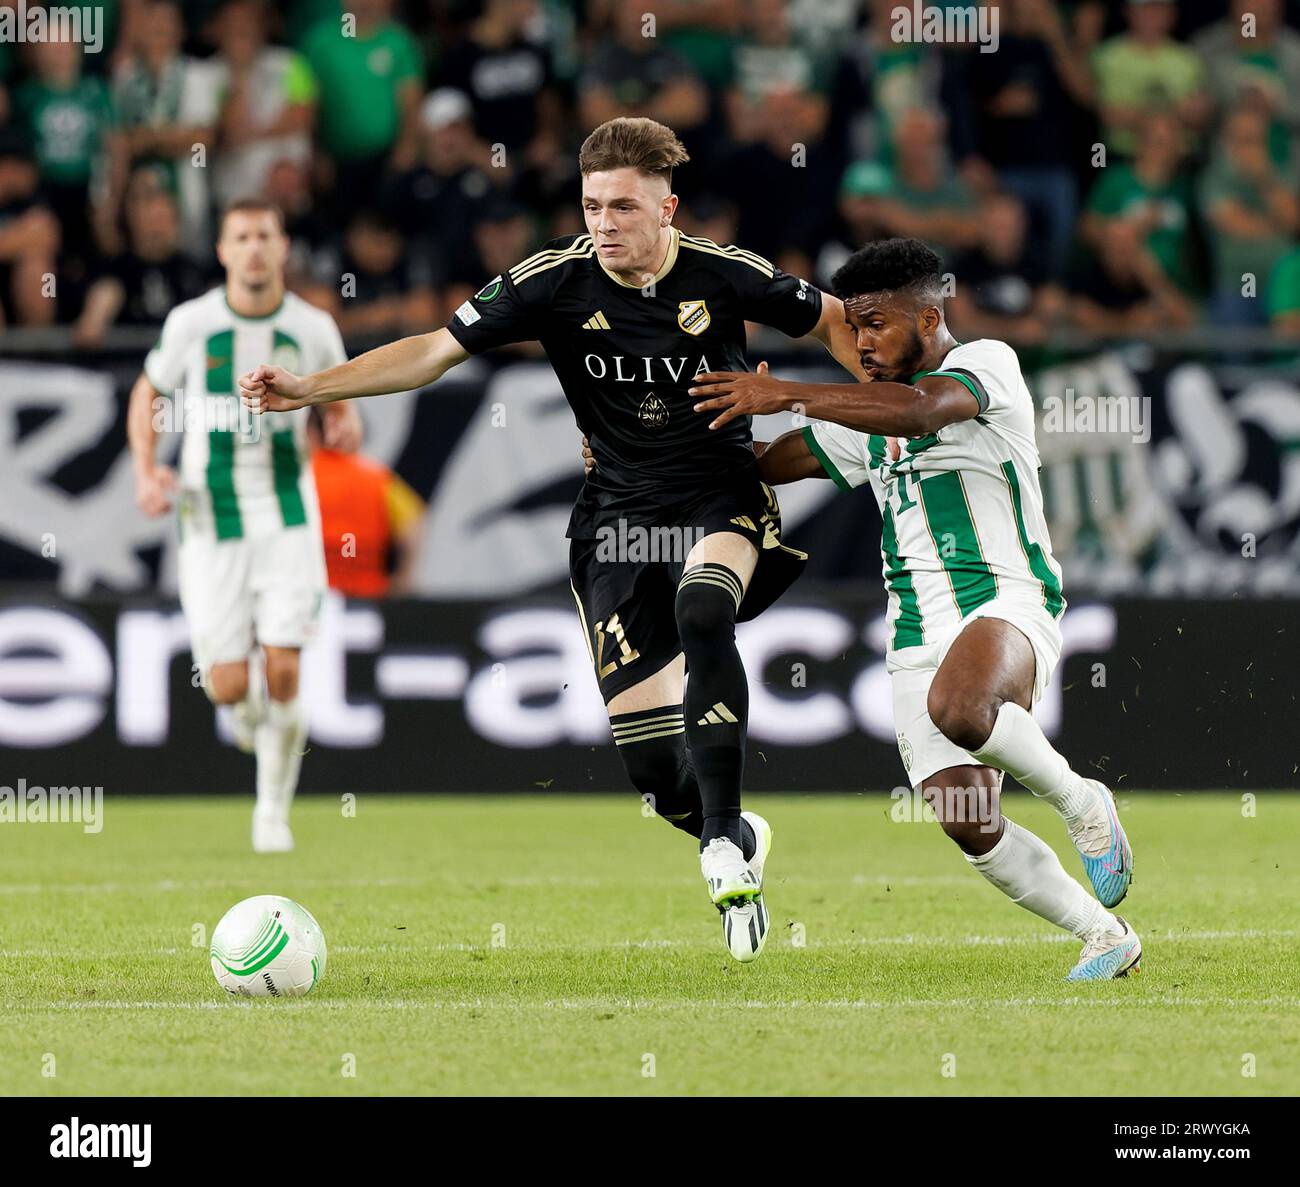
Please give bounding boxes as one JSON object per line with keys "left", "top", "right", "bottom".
{"left": 206, "top": 662, "right": 249, "bottom": 705}
{"left": 928, "top": 685, "right": 998, "bottom": 753}
{"left": 264, "top": 649, "right": 300, "bottom": 701}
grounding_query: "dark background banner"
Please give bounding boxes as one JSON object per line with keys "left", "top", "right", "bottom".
{"left": 3, "top": 345, "right": 1300, "bottom": 597}
{"left": 0, "top": 590, "right": 1289, "bottom": 792}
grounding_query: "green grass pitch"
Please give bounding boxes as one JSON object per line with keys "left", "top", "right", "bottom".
{"left": 3, "top": 792, "right": 1298, "bottom": 1096}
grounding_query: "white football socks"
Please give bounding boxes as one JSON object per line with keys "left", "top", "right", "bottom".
{"left": 967, "top": 819, "right": 1114, "bottom": 939}
{"left": 255, "top": 696, "right": 306, "bottom": 824}
{"left": 972, "top": 702, "right": 1093, "bottom": 825}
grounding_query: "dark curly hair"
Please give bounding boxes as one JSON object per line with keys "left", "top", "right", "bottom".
{"left": 831, "top": 238, "right": 944, "bottom": 306}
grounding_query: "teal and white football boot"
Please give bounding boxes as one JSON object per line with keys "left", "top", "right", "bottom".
{"left": 1065, "top": 916, "right": 1142, "bottom": 981}
{"left": 1067, "top": 780, "right": 1133, "bottom": 908}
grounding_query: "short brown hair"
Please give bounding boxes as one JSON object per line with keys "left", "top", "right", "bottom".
{"left": 578, "top": 117, "right": 689, "bottom": 184}
{"left": 220, "top": 197, "right": 285, "bottom": 234}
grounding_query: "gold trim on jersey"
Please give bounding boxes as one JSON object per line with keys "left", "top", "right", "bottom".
{"left": 598, "top": 226, "right": 681, "bottom": 289}
{"left": 510, "top": 236, "right": 596, "bottom": 285}
{"left": 678, "top": 234, "right": 775, "bottom": 278}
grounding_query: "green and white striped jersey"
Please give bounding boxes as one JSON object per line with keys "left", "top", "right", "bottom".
{"left": 145, "top": 288, "right": 347, "bottom": 540}
{"left": 803, "top": 338, "right": 1064, "bottom": 654}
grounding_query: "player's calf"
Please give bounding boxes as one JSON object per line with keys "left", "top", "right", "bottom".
{"left": 611, "top": 704, "right": 703, "bottom": 838}
{"left": 922, "top": 768, "right": 1002, "bottom": 856}
{"left": 675, "top": 563, "right": 749, "bottom": 850}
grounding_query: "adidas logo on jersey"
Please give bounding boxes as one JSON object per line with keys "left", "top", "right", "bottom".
{"left": 582, "top": 311, "right": 611, "bottom": 330}
{"left": 697, "top": 702, "right": 738, "bottom": 726}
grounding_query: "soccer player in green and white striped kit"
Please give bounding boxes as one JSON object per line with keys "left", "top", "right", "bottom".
{"left": 690, "top": 238, "right": 1139, "bottom": 981}
{"left": 127, "top": 199, "right": 360, "bottom": 853}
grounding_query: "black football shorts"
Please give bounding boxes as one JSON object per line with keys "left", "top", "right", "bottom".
{"left": 568, "top": 480, "right": 807, "bottom": 704}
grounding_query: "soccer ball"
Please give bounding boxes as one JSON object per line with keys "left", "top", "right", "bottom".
{"left": 210, "top": 895, "right": 327, "bottom": 998}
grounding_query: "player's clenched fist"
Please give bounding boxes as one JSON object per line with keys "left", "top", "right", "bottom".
{"left": 239, "top": 364, "right": 310, "bottom": 413}
{"left": 135, "top": 464, "right": 176, "bottom": 517}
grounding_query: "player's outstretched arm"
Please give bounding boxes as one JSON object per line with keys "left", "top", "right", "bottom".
{"left": 691, "top": 370, "right": 978, "bottom": 438}
{"left": 240, "top": 327, "right": 470, "bottom": 414}
{"left": 753, "top": 430, "right": 830, "bottom": 485}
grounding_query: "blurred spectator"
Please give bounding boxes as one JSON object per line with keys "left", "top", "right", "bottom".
{"left": 725, "top": 0, "right": 831, "bottom": 147}
{"left": 717, "top": 86, "right": 840, "bottom": 275}
{"left": 813, "top": 159, "right": 894, "bottom": 289}
{"left": 285, "top": 0, "right": 343, "bottom": 50}
{"left": 867, "top": 107, "right": 982, "bottom": 257}
{"left": 578, "top": 2, "right": 709, "bottom": 146}
{"left": 1267, "top": 245, "right": 1300, "bottom": 335}
{"left": 13, "top": 38, "right": 116, "bottom": 277}
{"left": 205, "top": 0, "right": 317, "bottom": 210}
{"left": 330, "top": 210, "right": 436, "bottom": 338}
{"left": 441, "top": 195, "right": 533, "bottom": 317}
{"left": 111, "top": 0, "right": 221, "bottom": 257}
{"left": 308, "top": 408, "right": 425, "bottom": 598}
{"left": 263, "top": 157, "right": 335, "bottom": 308}
{"left": 945, "top": 0, "right": 1093, "bottom": 281}
{"left": 862, "top": 0, "right": 942, "bottom": 167}
{"left": 1194, "top": 0, "right": 1300, "bottom": 163}
{"left": 381, "top": 88, "right": 511, "bottom": 320}
{"left": 1068, "top": 217, "right": 1196, "bottom": 334}
{"left": 301, "top": 0, "right": 422, "bottom": 222}
{"left": 1092, "top": 0, "right": 1208, "bottom": 157}
{"left": 1198, "top": 103, "right": 1300, "bottom": 328}
{"left": 1081, "top": 110, "right": 1196, "bottom": 300}
{"left": 675, "top": 191, "right": 738, "bottom": 247}
{"left": 947, "top": 193, "right": 1066, "bottom": 345}
{"left": 651, "top": 0, "right": 745, "bottom": 92}
{"left": 437, "top": 0, "right": 562, "bottom": 173}
{"left": 0, "top": 134, "right": 59, "bottom": 327}
{"left": 74, "top": 169, "right": 208, "bottom": 345}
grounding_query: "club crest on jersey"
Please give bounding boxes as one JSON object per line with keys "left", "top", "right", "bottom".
{"left": 677, "top": 300, "right": 711, "bottom": 336}
{"left": 271, "top": 342, "right": 300, "bottom": 371}
{"left": 639, "top": 391, "right": 669, "bottom": 428}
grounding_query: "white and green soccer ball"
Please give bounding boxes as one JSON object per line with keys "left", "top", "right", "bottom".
{"left": 210, "top": 895, "right": 327, "bottom": 998}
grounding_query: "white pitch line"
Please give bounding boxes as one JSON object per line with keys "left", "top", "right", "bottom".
{"left": 9, "top": 995, "right": 1300, "bottom": 1012}
{"left": 1, "top": 929, "right": 1294, "bottom": 961}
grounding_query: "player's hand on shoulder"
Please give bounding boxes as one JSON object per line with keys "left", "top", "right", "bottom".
{"left": 135, "top": 464, "right": 177, "bottom": 518}
{"left": 239, "top": 364, "right": 308, "bottom": 413}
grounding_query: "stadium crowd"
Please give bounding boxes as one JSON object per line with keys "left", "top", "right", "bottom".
{"left": 2, "top": 0, "right": 1300, "bottom": 344}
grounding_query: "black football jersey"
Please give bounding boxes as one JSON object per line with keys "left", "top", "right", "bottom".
{"left": 444, "top": 229, "right": 823, "bottom": 537}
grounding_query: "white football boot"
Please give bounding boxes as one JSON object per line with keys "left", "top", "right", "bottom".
{"left": 252, "top": 813, "right": 294, "bottom": 854}
{"left": 701, "top": 815, "right": 773, "bottom": 964}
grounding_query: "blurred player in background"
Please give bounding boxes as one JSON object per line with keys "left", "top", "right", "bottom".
{"left": 128, "top": 199, "right": 360, "bottom": 853}
{"left": 692, "top": 238, "right": 1139, "bottom": 981}
{"left": 239, "top": 117, "right": 866, "bottom": 962}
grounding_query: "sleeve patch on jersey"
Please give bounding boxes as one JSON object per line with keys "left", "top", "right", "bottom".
{"left": 455, "top": 301, "right": 482, "bottom": 326}
{"left": 930, "top": 368, "right": 988, "bottom": 414}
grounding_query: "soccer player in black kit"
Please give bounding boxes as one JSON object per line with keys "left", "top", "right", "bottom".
{"left": 240, "top": 118, "right": 865, "bottom": 962}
